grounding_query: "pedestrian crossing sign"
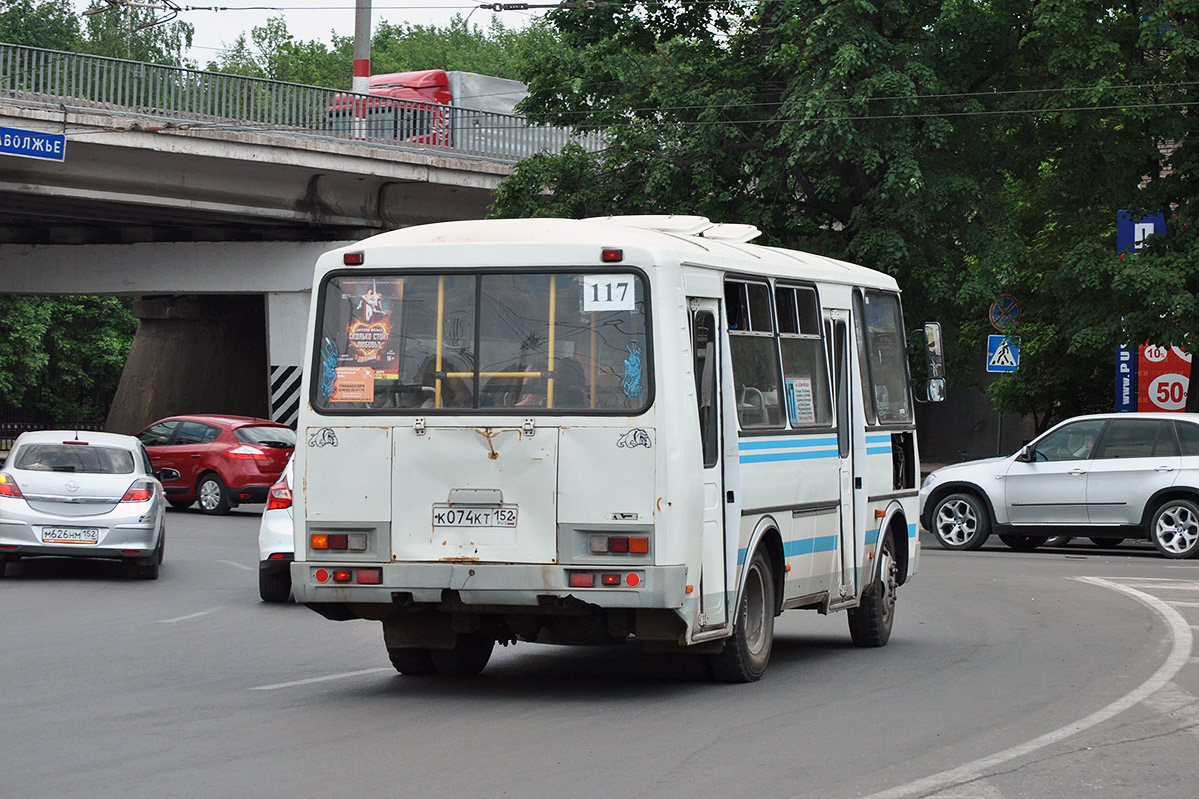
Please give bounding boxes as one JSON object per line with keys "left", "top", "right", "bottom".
{"left": 987, "top": 335, "right": 1020, "bottom": 373}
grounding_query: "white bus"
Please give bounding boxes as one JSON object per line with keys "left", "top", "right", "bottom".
{"left": 291, "top": 216, "right": 944, "bottom": 682}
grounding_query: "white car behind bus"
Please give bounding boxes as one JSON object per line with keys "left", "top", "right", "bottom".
{"left": 257, "top": 456, "right": 294, "bottom": 601}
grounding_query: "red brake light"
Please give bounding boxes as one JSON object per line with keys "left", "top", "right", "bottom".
{"left": 0, "top": 475, "right": 23, "bottom": 498}
{"left": 226, "top": 444, "right": 268, "bottom": 460}
{"left": 120, "top": 481, "right": 154, "bottom": 502}
{"left": 266, "top": 473, "right": 292, "bottom": 511}
{"left": 601, "top": 248, "right": 623, "bottom": 262}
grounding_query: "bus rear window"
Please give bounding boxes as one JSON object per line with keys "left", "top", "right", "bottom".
{"left": 313, "top": 270, "right": 651, "bottom": 413}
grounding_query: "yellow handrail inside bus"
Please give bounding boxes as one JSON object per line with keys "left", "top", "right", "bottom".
{"left": 547, "top": 276, "right": 556, "bottom": 408}
{"left": 435, "top": 276, "right": 445, "bottom": 409}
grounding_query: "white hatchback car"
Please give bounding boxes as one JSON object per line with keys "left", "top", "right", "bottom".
{"left": 919, "top": 412, "right": 1199, "bottom": 558}
{"left": 257, "top": 456, "right": 293, "bottom": 602}
{"left": 0, "top": 430, "right": 178, "bottom": 579}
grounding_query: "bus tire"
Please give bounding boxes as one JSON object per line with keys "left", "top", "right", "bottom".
{"left": 709, "top": 548, "right": 775, "bottom": 683}
{"left": 429, "top": 633, "right": 495, "bottom": 676}
{"left": 387, "top": 646, "right": 437, "bottom": 675}
{"left": 848, "top": 530, "right": 897, "bottom": 647}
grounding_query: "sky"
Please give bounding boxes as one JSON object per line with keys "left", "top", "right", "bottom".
{"left": 78, "top": 1, "right": 543, "bottom": 62}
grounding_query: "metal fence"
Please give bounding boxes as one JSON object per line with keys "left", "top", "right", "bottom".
{"left": 0, "top": 421, "right": 106, "bottom": 453}
{"left": 0, "top": 42, "right": 603, "bottom": 163}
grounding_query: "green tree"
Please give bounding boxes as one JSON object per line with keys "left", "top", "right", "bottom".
{"left": 0, "top": 297, "right": 136, "bottom": 423}
{"left": 206, "top": 16, "right": 347, "bottom": 86}
{"left": 208, "top": 13, "right": 550, "bottom": 87}
{"left": 0, "top": 0, "right": 81, "bottom": 50}
{"left": 495, "top": 0, "right": 1198, "bottom": 429}
{"left": 81, "top": 1, "right": 193, "bottom": 65}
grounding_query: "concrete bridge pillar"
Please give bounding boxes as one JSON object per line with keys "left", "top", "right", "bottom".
{"left": 106, "top": 295, "right": 268, "bottom": 434}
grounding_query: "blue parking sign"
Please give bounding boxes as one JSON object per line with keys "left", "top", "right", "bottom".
{"left": 987, "top": 335, "right": 1019, "bottom": 373}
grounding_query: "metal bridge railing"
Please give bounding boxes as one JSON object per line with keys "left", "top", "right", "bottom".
{"left": 0, "top": 42, "right": 603, "bottom": 164}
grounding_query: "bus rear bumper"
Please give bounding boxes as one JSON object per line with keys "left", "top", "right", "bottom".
{"left": 291, "top": 561, "right": 690, "bottom": 611}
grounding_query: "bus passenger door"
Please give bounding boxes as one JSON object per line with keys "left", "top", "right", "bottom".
{"left": 691, "top": 302, "right": 730, "bottom": 628}
{"left": 832, "top": 313, "right": 858, "bottom": 600}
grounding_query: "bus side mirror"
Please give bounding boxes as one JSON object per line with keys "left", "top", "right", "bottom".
{"left": 914, "top": 322, "right": 946, "bottom": 402}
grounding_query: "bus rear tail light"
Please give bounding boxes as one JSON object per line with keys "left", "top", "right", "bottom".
{"left": 569, "top": 571, "right": 642, "bottom": 589}
{"left": 356, "top": 568, "right": 382, "bottom": 585}
{"left": 310, "top": 533, "right": 368, "bottom": 551}
{"left": 589, "top": 535, "right": 649, "bottom": 554}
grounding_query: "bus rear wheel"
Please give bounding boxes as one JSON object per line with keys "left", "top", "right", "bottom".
{"left": 387, "top": 647, "right": 436, "bottom": 675}
{"left": 709, "top": 548, "right": 775, "bottom": 683}
{"left": 429, "top": 633, "right": 495, "bottom": 676}
{"left": 848, "top": 531, "right": 897, "bottom": 647}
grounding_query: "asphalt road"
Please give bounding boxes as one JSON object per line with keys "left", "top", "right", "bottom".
{"left": 3, "top": 512, "right": 1198, "bottom": 799}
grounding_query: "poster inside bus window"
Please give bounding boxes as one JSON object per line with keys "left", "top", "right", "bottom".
{"left": 786, "top": 377, "right": 816, "bottom": 425}
{"left": 326, "top": 277, "right": 405, "bottom": 402}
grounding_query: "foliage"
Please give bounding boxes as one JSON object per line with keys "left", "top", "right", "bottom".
{"left": 79, "top": 1, "right": 193, "bottom": 65}
{"left": 0, "top": 0, "right": 81, "bottom": 50}
{"left": 1, "top": 0, "right": 192, "bottom": 64}
{"left": 495, "top": 0, "right": 1199, "bottom": 429}
{"left": 206, "top": 14, "right": 544, "bottom": 87}
{"left": 0, "top": 297, "right": 137, "bottom": 423}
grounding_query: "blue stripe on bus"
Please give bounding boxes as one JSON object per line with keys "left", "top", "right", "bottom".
{"left": 864, "top": 434, "right": 892, "bottom": 443}
{"left": 866, "top": 446, "right": 892, "bottom": 455}
{"left": 739, "top": 437, "right": 838, "bottom": 450}
{"left": 740, "top": 450, "right": 839, "bottom": 464}
{"left": 736, "top": 524, "right": 917, "bottom": 565}
{"left": 738, "top": 534, "right": 839, "bottom": 565}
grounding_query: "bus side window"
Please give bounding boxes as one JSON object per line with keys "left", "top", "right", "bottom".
{"left": 776, "top": 284, "right": 832, "bottom": 427}
{"left": 725, "top": 279, "right": 784, "bottom": 429}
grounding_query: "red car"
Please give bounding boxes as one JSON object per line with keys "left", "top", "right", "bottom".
{"left": 135, "top": 415, "right": 295, "bottom": 514}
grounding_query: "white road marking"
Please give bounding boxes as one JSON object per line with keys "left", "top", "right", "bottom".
{"left": 1119, "top": 578, "right": 1199, "bottom": 591}
{"left": 251, "top": 667, "right": 393, "bottom": 691}
{"left": 217, "top": 559, "right": 253, "bottom": 572}
{"left": 159, "top": 608, "right": 222, "bottom": 624}
{"left": 856, "top": 576, "right": 1193, "bottom": 799}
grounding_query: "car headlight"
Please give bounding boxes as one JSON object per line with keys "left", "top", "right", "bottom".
{"left": 921, "top": 472, "right": 937, "bottom": 488}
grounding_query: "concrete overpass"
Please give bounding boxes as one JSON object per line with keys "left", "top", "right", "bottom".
{"left": 0, "top": 44, "right": 553, "bottom": 432}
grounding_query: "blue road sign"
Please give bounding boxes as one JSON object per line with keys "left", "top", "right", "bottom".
{"left": 1117, "top": 210, "right": 1166, "bottom": 254}
{"left": 0, "top": 126, "right": 66, "bottom": 162}
{"left": 987, "top": 335, "right": 1020, "bottom": 373}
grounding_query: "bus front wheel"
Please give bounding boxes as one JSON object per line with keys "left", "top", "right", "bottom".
{"left": 709, "top": 549, "right": 775, "bottom": 683}
{"left": 848, "top": 531, "right": 897, "bottom": 647}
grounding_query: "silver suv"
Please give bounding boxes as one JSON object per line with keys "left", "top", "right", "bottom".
{"left": 919, "top": 413, "right": 1199, "bottom": 558}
